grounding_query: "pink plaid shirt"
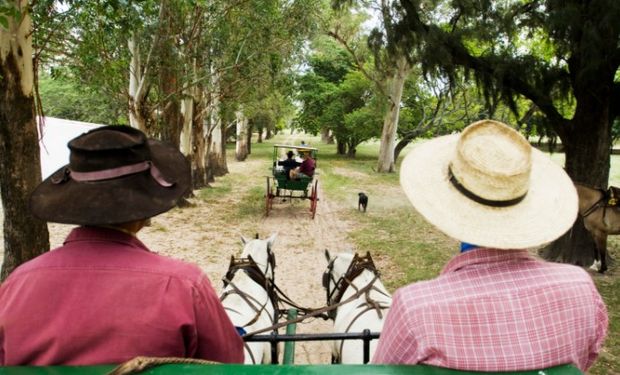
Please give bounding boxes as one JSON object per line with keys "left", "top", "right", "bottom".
{"left": 373, "top": 248, "right": 608, "bottom": 372}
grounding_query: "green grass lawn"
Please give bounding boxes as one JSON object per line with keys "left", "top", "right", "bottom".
{"left": 246, "top": 133, "right": 619, "bottom": 374}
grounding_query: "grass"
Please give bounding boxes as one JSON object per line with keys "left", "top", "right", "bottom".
{"left": 258, "top": 133, "right": 619, "bottom": 374}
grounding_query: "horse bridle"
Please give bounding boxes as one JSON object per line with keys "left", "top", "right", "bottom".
{"left": 322, "top": 252, "right": 381, "bottom": 316}
{"left": 220, "top": 244, "right": 279, "bottom": 328}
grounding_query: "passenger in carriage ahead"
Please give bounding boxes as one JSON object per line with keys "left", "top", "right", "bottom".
{"left": 277, "top": 150, "right": 301, "bottom": 179}
{"left": 373, "top": 120, "right": 608, "bottom": 372}
{"left": 289, "top": 151, "right": 315, "bottom": 180}
{"left": 0, "top": 126, "right": 244, "bottom": 365}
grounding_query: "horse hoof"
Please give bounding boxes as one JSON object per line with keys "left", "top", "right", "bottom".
{"left": 589, "top": 260, "right": 602, "bottom": 272}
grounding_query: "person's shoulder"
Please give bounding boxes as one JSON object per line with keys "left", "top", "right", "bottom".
{"left": 392, "top": 279, "right": 443, "bottom": 306}
{"left": 537, "top": 259, "right": 592, "bottom": 279}
{"left": 147, "top": 252, "right": 207, "bottom": 281}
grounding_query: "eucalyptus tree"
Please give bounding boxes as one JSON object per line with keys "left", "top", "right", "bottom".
{"left": 385, "top": 0, "right": 620, "bottom": 266}
{"left": 330, "top": 0, "right": 413, "bottom": 172}
{"left": 209, "top": 0, "right": 322, "bottom": 165}
{"left": 0, "top": 1, "right": 49, "bottom": 280}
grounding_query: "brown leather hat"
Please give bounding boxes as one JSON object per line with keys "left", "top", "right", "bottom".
{"left": 30, "top": 125, "right": 191, "bottom": 225}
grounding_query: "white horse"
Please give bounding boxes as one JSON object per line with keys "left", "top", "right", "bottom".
{"left": 322, "top": 250, "right": 392, "bottom": 364}
{"left": 220, "top": 233, "right": 278, "bottom": 364}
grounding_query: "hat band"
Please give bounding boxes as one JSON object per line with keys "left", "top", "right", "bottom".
{"left": 448, "top": 167, "right": 526, "bottom": 207}
{"left": 53, "top": 161, "right": 174, "bottom": 187}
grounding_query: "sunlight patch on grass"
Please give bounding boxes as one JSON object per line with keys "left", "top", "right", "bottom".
{"left": 196, "top": 183, "right": 232, "bottom": 201}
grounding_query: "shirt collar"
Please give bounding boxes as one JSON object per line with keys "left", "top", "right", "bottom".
{"left": 441, "top": 248, "right": 534, "bottom": 275}
{"left": 63, "top": 226, "right": 151, "bottom": 252}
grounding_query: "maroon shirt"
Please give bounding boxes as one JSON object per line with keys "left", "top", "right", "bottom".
{"left": 0, "top": 226, "right": 244, "bottom": 365}
{"left": 299, "top": 157, "right": 315, "bottom": 177}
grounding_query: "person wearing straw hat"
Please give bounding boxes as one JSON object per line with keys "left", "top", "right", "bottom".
{"left": 373, "top": 120, "right": 608, "bottom": 372}
{"left": 0, "top": 126, "right": 243, "bottom": 365}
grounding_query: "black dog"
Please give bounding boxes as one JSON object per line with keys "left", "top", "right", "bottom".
{"left": 358, "top": 192, "right": 368, "bottom": 212}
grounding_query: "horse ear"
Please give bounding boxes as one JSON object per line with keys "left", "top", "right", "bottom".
{"left": 267, "top": 232, "right": 278, "bottom": 247}
{"left": 255, "top": 233, "right": 259, "bottom": 239}
{"left": 241, "top": 236, "right": 248, "bottom": 244}
{"left": 324, "top": 249, "right": 331, "bottom": 262}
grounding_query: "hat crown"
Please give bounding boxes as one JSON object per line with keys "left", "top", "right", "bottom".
{"left": 450, "top": 120, "right": 531, "bottom": 202}
{"left": 68, "top": 126, "right": 151, "bottom": 172}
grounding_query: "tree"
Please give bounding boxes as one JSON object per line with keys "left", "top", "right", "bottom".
{"left": 331, "top": 0, "right": 414, "bottom": 172}
{"left": 38, "top": 73, "right": 123, "bottom": 123}
{"left": 0, "top": 1, "right": 49, "bottom": 280}
{"left": 295, "top": 39, "right": 383, "bottom": 155}
{"left": 389, "top": 0, "right": 620, "bottom": 267}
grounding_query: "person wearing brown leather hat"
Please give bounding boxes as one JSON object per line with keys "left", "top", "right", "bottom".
{"left": 0, "top": 125, "right": 243, "bottom": 365}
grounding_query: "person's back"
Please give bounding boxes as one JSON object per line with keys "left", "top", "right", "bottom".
{"left": 0, "top": 226, "right": 242, "bottom": 365}
{"left": 373, "top": 120, "right": 608, "bottom": 372}
{"left": 374, "top": 248, "right": 607, "bottom": 371}
{"left": 299, "top": 155, "right": 315, "bottom": 177}
{"left": 0, "top": 125, "right": 243, "bottom": 365}
{"left": 277, "top": 151, "right": 300, "bottom": 179}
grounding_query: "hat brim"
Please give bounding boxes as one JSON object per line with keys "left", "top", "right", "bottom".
{"left": 30, "top": 140, "right": 190, "bottom": 225}
{"left": 400, "top": 134, "right": 578, "bottom": 249}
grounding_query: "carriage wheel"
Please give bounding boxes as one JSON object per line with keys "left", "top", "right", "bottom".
{"left": 310, "top": 179, "right": 318, "bottom": 219}
{"left": 265, "top": 177, "right": 275, "bottom": 216}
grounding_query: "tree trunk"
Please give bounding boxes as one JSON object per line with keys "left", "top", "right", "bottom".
{"left": 128, "top": 34, "right": 149, "bottom": 133}
{"left": 158, "top": 3, "right": 182, "bottom": 146}
{"left": 377, "top": 56, "right": 409, "bottom": 173}
{"left": 336, "top": 139, "right": 346, "bottom": 155}
{"left": 541, "top": 85, "right": 612, "bottom": 267}
{"left": 394, "top": 130, "right": 424, "bottom": 161}
{"left": 257, "top": 126, "right": 263, "bottom": 143}
{"left": 246, "top": 123, "right": 253, "bottom": 154}
{"left": 321, "top": 128, "right": 334, "bottom": 144}
{"left": 208, "top": 118, "right": 228, "bottom": 177}
{"left": 206, "top": 71, "right": 227, "bottom": 177}
{"left": 191, "top": 94, "right": 208, "bottom": 188}
{"left": 235, "top": 110, "right": 250, "bottom": 161}
{"left": 0, "top": 2, "right": 50, "bottom": 281}
{"left": 394, "top": 138, "right": 410, "bottom": 162}
{"left": 180, "top": 97, "right": 193, "bottom": 156}
{"left": 346, "top": 143, "right": 357, "bottom": 158}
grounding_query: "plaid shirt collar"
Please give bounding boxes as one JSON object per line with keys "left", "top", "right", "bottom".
{"left": 441, "top": 248, "right": 534, "bottom": 275}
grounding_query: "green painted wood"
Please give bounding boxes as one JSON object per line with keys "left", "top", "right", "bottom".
{"left": 274, "top": 175, "right": 312, "bottom": 191}
{"left": 282, "top": 309, "right": 298, "bottom": 364}
{"left": 0, "top": 364, "right": 582, "bottom": 375}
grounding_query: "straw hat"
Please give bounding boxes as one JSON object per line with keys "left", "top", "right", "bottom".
{"left": 400, "top": 120, "right": 578, "bottom": 249}
{"left": 30, "top": 125, "right": 190, "bottom": 225}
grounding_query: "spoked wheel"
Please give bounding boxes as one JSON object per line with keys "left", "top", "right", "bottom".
{"left": 265, "top": 177, "right": 275, "bottom": 216}
{"left": 309, "top": 179, "right": 318, "bottom": 219}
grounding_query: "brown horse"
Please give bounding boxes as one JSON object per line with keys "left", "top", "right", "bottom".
{"left": 574, "top": 183, "right": 620, "bottom": 273}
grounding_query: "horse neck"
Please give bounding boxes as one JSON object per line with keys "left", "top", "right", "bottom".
{"left": 339, "top": 269, "right": 389, "bottom": 302}
{"left": 575, "top": 184, "right": 604, "bottom": 213}
{"left": 242, "top": 245, "right": 272, "bottom": 278}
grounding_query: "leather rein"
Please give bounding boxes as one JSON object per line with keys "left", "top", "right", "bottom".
{"left": 581, "top": 186, "right": 619, "bottom": 219}
{"left": 220, "top": 249, "right": 278, "bottom": 329}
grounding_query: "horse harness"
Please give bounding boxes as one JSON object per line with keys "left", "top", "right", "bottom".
{"left": 581, "top": 186, "right": 620, "bottom": 219}
{"left": 322, "top": 252, "right": 391, "bottom": 362}
{"left": 322, "top": 252, "right": 391, "bottom": 320}
{"left": 220, "top": 250, "right": 278, "bottom": 329}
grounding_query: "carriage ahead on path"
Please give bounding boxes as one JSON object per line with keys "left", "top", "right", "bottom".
{"left": 265, "top": 144, "right": 319, "bottom": 219}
